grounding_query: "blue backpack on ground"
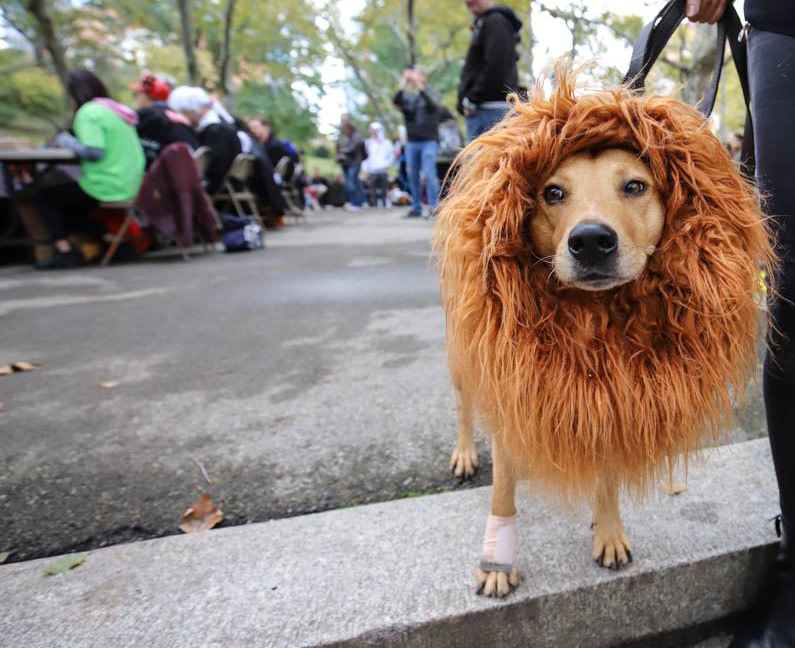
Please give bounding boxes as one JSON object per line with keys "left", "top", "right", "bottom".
{"left": 221, "top": 214, "right": 264, "bottom": 252}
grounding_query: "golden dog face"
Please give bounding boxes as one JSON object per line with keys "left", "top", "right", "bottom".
{"left": 529, "top": 149, "right": 665, "bottom": 291}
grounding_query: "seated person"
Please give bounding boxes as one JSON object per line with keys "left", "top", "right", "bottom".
{"left": 168, "top": 86, "right": 240, "bottom": 195}
{"left": 325, "top": 175, "right": 347, "bottom": 208}
{"left": 131, "top": 74, "right": 198, "bottom": 168}
{"left": 36, "top": 68, "right": 145, "bottom": 270}
{"left": 247, "top": 117, "right": 295, "bottom": 169}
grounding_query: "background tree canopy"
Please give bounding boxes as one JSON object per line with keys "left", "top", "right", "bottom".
{"left": 0, "top": 0, "right": 750, "bottom": 148}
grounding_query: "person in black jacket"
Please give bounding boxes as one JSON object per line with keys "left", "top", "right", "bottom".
{"left": 393, "top": 67, "right": 440, "bottom": 218}
{"left": 685, "top": 1, "right": 795, "bottom": 646}
{"left": 458, "top": 0, "right": 522, "bottom": 142}
{"left": 131, "top": 74, "right": 198, "bottom": 168}
{"left": 168, "top": 86, "right": 240, "bottom": 196}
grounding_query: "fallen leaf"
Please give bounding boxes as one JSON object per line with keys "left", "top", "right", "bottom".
{"left": 99, "top": 381, "right": 120, "bottom": 389}
{"left": 179, "top": 494, "right": 224, "bottom": 534}
{"left": 0, "top": 552, "right": 9, "bottom": 564}
{"left": 0, "top": 365, "right": 12, "bottom": 376}
{"left": 12, "top": 361, "right": 39, "bottom": 372}
{"left": 43, "top": 553, "right": 85, "bottom": 576}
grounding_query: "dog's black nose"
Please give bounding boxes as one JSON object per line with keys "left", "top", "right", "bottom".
{"left": 568, "top": 223, "right": 618, "bottom": 265}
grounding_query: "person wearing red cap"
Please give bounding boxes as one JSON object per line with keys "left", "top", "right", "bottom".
{"left": 131, "top": 74, "right": 198, "bottom": 168}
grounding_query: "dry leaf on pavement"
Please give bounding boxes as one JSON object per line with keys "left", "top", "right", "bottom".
{"left": 99, "top": 381, "right": 120, "bottom": 389}
{"left": 0, "top": 551, "right": 9, "bottom": 564}
{"left": 12, "top": 361, "right": 39, "bottom": 372}
{"left": 179, "top": 494, "right": 224, "bottom": 533}
{"left": 0, "top": 361, "right": 40, "bottom": 376}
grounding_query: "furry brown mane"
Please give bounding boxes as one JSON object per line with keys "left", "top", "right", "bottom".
{"left": 435, "top": 72, "right": 774, "bottom": 501}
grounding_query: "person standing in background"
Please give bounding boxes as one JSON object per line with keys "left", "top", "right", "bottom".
{"left": 458, "top": 0, "right": 523, "bottom": 141}
{"left": 363, "top": 122, "right": 395, "bottom": 208}
{"left": 393, "top": 67, "right": 440, "bottom": 219}
{"left": 335, "top": 114, "right": 366, "bottom": 212}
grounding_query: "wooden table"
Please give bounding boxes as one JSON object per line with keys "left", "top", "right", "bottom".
{"left": 0, "top": 148, "right": 79, "bottom": 248}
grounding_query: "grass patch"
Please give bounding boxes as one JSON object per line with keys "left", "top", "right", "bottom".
{"left": 303, "top": 155, "right": 340, "bottom": 178}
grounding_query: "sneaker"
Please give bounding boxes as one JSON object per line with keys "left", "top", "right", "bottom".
{"left": 402, "top": 209, "right": 422, "bottom": 219}
{"left": 34, "top": 248, "right": 83, "bottom": 270}
{"left": 346, "top": 205, "right": 363, "bottom": 212}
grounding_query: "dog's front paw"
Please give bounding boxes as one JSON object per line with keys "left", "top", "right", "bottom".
{"left": 592, "top": 526, "right": 633, "bottom": 570}
{"left": 450, "top": 443, "right": 478, "bottom": 479}
{"left": 475, "top": 566, "right": 519, "bottom": 597}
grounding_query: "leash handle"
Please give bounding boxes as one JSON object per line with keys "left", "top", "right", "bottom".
{"left": 622, "top": 0, "right": 753, "bottom": 170}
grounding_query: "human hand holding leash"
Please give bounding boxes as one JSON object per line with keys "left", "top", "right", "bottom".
{"left": 686, "top": 0, "right": 729, "bottom": 23}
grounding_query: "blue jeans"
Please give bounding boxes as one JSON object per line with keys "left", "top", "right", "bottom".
{"left": 405, "top": 140, "right": 439, "bottom": 212}
{"left": 465, "top": 106, "right": 509, "bottom": 142}
{"left": 344, "top": 164, "right": 365, "bottom": 207}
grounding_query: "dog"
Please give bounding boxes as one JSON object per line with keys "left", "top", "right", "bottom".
{"left": 436, "top": 72, "right": 773, "bottom": 597}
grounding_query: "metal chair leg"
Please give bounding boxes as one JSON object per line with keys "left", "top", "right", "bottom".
{"left": 101, "top": 211, "right": 134, "bottom": 266}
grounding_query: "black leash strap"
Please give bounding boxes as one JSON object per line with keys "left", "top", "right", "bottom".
{"left": 622, "top": 0, "right": 754, "bottom": 173}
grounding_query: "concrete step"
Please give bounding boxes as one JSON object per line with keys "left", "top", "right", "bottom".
{"left": 0, "top": 439, "right": 779, "bottom": 648}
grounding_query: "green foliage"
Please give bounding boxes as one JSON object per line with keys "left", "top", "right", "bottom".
{"left": 311, "top": 145, "right": 331, "bottom": 158}
{"left": 10, "top": 67, "right": 63, "bottom": 117}
{"left": 0, "top": 54, "right": 64, "bottom": 125}
{"left": 236, "top": 81, "right": 318, "bottom": 146}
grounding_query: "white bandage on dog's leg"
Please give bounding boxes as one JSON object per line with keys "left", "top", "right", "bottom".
{"left": 479, "top": 514, "right": 517, "bottom": 573}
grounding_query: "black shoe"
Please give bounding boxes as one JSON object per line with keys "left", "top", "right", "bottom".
{"left": 402, "top": 210, "right": 422, "bottom": 219}
{"left": 729, "top": 517, "right": 795, "bottom": 648}
{"left": 34, "top": 248, "right": 83, "bottom": 270}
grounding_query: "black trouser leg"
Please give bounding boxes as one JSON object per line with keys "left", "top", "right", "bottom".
{"left": 36, "top": 180, "right": 99, "bottom": 242}
{"left": 751, "top": 27, "right": 795, "bottom": 541}
{"left": 729, "top": 27, "right": 795, "bottom": 648}
{"left": 372, "top": 173, "right": 387, "bottom": 205}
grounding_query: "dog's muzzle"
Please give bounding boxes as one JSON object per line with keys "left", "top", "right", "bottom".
{"left": 567, "top": 222, "right": 620, "bottom": 286}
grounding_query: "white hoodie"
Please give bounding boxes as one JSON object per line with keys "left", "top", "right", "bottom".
{"left": 363, "top": 122, "right": 395, "bottom": 175}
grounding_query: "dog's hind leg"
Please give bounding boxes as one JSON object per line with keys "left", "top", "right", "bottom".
{"left": 475, "top": 438, "right": 519, "bottom": 597}
{"left": 591, "top": 468, "right": 633, "bottom": 570}
{"left": 450, "top": 388, "right": 479, "bottom": 479}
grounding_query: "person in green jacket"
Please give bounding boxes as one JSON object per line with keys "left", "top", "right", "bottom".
{"left": 35, "top": 69, "right": 145, "bottom": 270}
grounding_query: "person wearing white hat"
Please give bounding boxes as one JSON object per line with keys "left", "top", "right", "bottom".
{"left": 362, "top": 122, "right": 394, "bottom": 207}
{"left": 168, "top": 86, "right": 241, "bottom": 195}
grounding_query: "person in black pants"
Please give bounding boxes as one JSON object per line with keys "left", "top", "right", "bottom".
{"left": 687, "top": 0, "right": 795, "bottom": 644}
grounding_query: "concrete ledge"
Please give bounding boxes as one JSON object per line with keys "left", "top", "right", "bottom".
{"left": 0, "top": 439, "right": 779, "bottom": 648}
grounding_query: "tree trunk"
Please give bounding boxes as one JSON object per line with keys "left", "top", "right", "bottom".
{"left": 523, "top": 1, "right": 535, "bottom": 87}
{"left": 407, "top": 0, "right": 416, "bottom": 67}
{"left": 25, "top": 0, "right": 68, "bottom": 92}
{"left": 325, "top": 18, "right": 394, "bottom": 131}
{"left": 682, "top": 24, "right": 717, "bottom": 110}
{"left": 218, "top": 0, "right": 238, "bottom": 96}
{"left": 176, "top": 0, "right": 200, "bottom": 85}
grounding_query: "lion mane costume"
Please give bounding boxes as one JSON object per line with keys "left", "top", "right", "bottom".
{"left": 437, "top": 74, "right": 773, "bottom": 501}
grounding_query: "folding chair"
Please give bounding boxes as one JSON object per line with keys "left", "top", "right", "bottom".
{"left": 212, "top": 154, "right": 263, "bottom": 227}
{"left": 192, "top": 146, "right": 212, "bottom": 177}
{"left": 100, "top": 200, "right": 137, "bottom": 266}
{"left": 274, "top": 156, "right": 306, "bottom": 222}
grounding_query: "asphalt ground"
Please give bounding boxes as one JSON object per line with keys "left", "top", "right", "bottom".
{"left": 0, "top": 208, "right": 767, "bottom": 562}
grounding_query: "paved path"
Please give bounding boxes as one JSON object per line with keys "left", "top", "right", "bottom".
{"left": 0, "top": 208, "right": 767, "bottom": 563}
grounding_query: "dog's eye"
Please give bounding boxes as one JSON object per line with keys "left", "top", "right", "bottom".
{"left": 543, "top": 185, "right": 565, "bottom": 204}
{"left": 623, "top": 180, "right": 646, "bottom": 196}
